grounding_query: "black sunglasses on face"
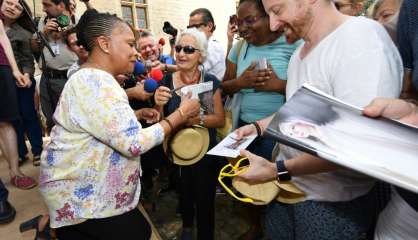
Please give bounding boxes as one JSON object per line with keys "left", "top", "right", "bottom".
{"left": 187, "top": 23, "right": 207, "bottom": 29}
{"left": 174, "top": 45, "right": 200, "bottom": 54}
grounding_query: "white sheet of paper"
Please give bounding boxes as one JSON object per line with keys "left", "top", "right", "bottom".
{"left": 207, "top": 132, "right": 257, "bottom": 158}
{"left": 180, "top": 82, "right": 213, "bottom": 99}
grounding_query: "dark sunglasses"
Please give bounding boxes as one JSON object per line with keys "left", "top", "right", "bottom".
{"left": 174, "top": 45, "right": 200, "bottom": 54}
{"left": 334, "top": 2, "right": 352, "bottom": 10}
{"left": 187, "top": 23, "right": 207, "bottom": 29}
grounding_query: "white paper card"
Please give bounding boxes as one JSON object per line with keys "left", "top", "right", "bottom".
{"left": 207, "top": 132, "right": 257, "bottom": 158}
{"left": 180, "top": 82, "right": 213, "bottom": 99}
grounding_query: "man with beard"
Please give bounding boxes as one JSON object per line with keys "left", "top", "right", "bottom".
{"left": 233, "top": 0, "right": 403, "bottom": 239}
{"left": 32, "top": 0, "right": 78, "bottom": 132}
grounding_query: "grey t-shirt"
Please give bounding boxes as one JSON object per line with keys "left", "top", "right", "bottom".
{"left": 37, "top": 16, "right": 78, "bottom": 70}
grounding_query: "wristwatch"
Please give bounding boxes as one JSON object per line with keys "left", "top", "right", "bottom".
{"left": 276, "top": 160, "right": 291, "bottom": 181}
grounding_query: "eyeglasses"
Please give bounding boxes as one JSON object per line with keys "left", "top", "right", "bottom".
{"left": 174, "top": 45, "right": 200, "bottom": 54}
{"left": 236, "top": 15, "right": 266, "bottom": 27}
{"left": 334, "top": 2, "right": 352, "bottom": 10}
{"left": 218, "top": 158, "right": 264, "bottom": 204}
{"left": 187, "top": 23, "right": 207, "bottom": 29}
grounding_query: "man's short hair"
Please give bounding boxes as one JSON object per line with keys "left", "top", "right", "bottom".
{"left": 51, "top": 0, "right": 71, "bottom": 11}
{"left": 138, "top": 30, "right": 154, "bottom": 39}
{"left": 189, "top": 8, "right": 216, "bottom": 33}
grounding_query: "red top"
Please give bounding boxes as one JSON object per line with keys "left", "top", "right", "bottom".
{"left": 0, "top": 15, "right": 10, "bottom": 66}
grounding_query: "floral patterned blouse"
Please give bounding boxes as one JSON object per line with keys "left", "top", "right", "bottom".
{"left": 39, "top": 68, "right": 164, "bottom": 228}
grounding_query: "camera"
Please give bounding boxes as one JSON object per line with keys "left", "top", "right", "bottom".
{"left": 163, "top": 21, "right": 178, "bottom": 45}
{"left": 56, "top": 14, "right": 70, "bottom": 29}
{"left": 163, "top": 21, "right": 178, "bottom": 37}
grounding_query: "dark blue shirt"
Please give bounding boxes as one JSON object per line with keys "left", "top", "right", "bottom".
{"left": 397, "top": 0, "right": 418, "bottom": 90}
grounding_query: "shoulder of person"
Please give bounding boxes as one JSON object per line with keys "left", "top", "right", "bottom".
{"left": 204, "top": 73, "right": 221, "bottom": 86}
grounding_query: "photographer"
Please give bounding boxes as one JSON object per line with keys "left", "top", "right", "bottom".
{"left": 32, "top": 0, "right": 78, "bottom": 132}
{"left": 188, "top": 8, "right": 225, "bottom": 81}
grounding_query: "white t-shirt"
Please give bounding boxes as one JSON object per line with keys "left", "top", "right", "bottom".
{"left": 277, "top": 17, "right": 403, "bottom": 202}
{"left": 374, "top": 188, "right": 418, "bottom": 240}
{"left": 203, "top": 36, "right": 226, "bottom": 81}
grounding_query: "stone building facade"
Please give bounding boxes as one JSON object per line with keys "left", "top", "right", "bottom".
{"left": 27, "top": 0, "right": 238, "bottom": 52}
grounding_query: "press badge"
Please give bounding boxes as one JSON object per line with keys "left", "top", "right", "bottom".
{"left": 51, "top": 43, "right": 60, "bottom": 55}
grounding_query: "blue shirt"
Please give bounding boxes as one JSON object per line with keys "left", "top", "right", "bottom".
{"left": 397, "top": 0, "right": 418, "bottom": 90}
{"left": 228, "top": 36, "right": 301, "bottom": 123}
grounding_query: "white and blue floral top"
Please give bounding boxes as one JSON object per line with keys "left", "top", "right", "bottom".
{"left": 39, "top": 68, "right": 164, "bottom": 228}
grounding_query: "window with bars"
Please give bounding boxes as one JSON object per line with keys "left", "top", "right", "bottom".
{"left": 120, "top": 0, "right": 148, "bottom": 29}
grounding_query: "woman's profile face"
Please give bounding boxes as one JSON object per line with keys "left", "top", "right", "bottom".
{"left": 1, "top": 0, "right": 23, "bottom": 21}
{"left": 279, "top": 120, "right": 319, "bottom": 138}
{"left": 107, "top": 23, "right": 139, "bottom": 75}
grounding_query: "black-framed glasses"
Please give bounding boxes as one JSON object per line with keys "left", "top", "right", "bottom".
{"left": 334, "top": 2, "right": 352, "bottom": 10}
{"left": 237, "top": 15, "right": 266, "bottom": 27}
{"left": 187, "top": 23, "right": 207, "bottom": 29}
{"left": 174, "top": 45, "right": 200, "bottom": 54}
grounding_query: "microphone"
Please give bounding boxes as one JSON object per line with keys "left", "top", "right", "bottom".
{"left": 143, "top": 79, "right": 158, "bottom": 93}
{"left": 159, "top": 38, "right": 166, "bottom": 46}
{"left": 134, "top": 60, "right": 146, "bottom": 76}
{"left": 150, "top": 68, "right": 164, "bottom": 82}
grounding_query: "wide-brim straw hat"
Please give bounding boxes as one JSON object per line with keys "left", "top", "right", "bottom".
{"left": 232, "top": 178, "right": 280, "bottom": 205}
{"left": 164, "top": 125, "right": 209, "bottom": 166}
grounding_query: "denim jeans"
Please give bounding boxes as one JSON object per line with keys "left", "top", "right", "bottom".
{"left": 0, "top": 179, "right": 8, "bottom": 202}
{"left": 12, "top": 79, "right": 43, "bottom": 158}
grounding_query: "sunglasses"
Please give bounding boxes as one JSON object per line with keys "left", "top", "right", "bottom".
{"left": 174, "top": 45, "right": 200, "bottom": 54}
{"left": 218, "top": 158, "right": 264, "bottom": 204}
{"left": 334, "top": 2, "right": 352, "bottom": 10}
{"left": 187, "top": 23, "right": 207, "bottom": 29}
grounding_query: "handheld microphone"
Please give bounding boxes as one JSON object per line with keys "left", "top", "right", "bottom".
{"left": 134, "top": 60, "right": 146, "bottom": 76}
{"left": 143, "top": 79, "right": 158, "bottom": 93}
{"left": 150, "top": 68, "right": 164, "bottom": 82}
{"left": 159, "top": 38, "right": 166, "bottom": 46}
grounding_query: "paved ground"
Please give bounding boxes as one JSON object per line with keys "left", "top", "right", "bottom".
{"left": 0, "top": 150, "right": 267, "bottom": 240}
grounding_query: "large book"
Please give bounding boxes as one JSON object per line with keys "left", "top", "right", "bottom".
{"left": 265, "top": 84, "right": 418, "bottom": 193}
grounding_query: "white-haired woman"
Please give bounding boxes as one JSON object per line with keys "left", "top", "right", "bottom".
{"left": 154, "top": 28, "right": 224, "bottom": 240}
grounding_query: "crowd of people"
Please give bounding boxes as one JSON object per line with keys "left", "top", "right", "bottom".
{"left": 0, "top": 0, "right": 417, "bottom": 239}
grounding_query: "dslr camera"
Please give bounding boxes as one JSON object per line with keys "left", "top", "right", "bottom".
{"left": 162, "top": 21, "right": 178, "bottom": 45}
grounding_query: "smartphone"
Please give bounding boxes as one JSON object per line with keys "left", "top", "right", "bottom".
{"left": 229, "top": 14, "right": 238, "bottom": 26}
{"left": 256, "top": 58, "right": 268, "bottom": 70}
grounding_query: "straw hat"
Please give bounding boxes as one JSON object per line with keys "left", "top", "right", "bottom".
{"left": 274, "top": 181, "right": 306, "bottom": 204}
{"left": 164, "top": 125, "right": 209, "bottom": 166}
{"left": 232, "top": 178, "right": 280, "bottom": 205}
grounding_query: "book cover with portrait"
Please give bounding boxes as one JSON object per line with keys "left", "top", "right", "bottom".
{"left": 265, "top": 84, "right": 418, "bottom": 193}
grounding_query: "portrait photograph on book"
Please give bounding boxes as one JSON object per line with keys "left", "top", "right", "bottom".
{"left": 265, "top": 84, "right": 418, "bottom": 193}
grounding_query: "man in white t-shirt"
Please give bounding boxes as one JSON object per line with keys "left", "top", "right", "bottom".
{"left": 188, "top": 8, "right": 226, "bottom": 81}
{"left": 234, "top": 0, "right": 403, "bottom": 239}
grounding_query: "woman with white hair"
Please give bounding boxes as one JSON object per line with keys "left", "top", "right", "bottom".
{"left": 154, "top": 28, "right": 224, "bottom": 240}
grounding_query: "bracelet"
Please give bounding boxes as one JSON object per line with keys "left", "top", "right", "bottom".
{"left": 199, "top": 114, "right": 205, "bottom": 126}
{"left": 252, "top": 122, "right": 262, "bottom": 137}
{"left": 177, "top": 108, "right": 186, "bottom": 121}
{"left": 162, "top": 118, "right": 174, "bottom": 132}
